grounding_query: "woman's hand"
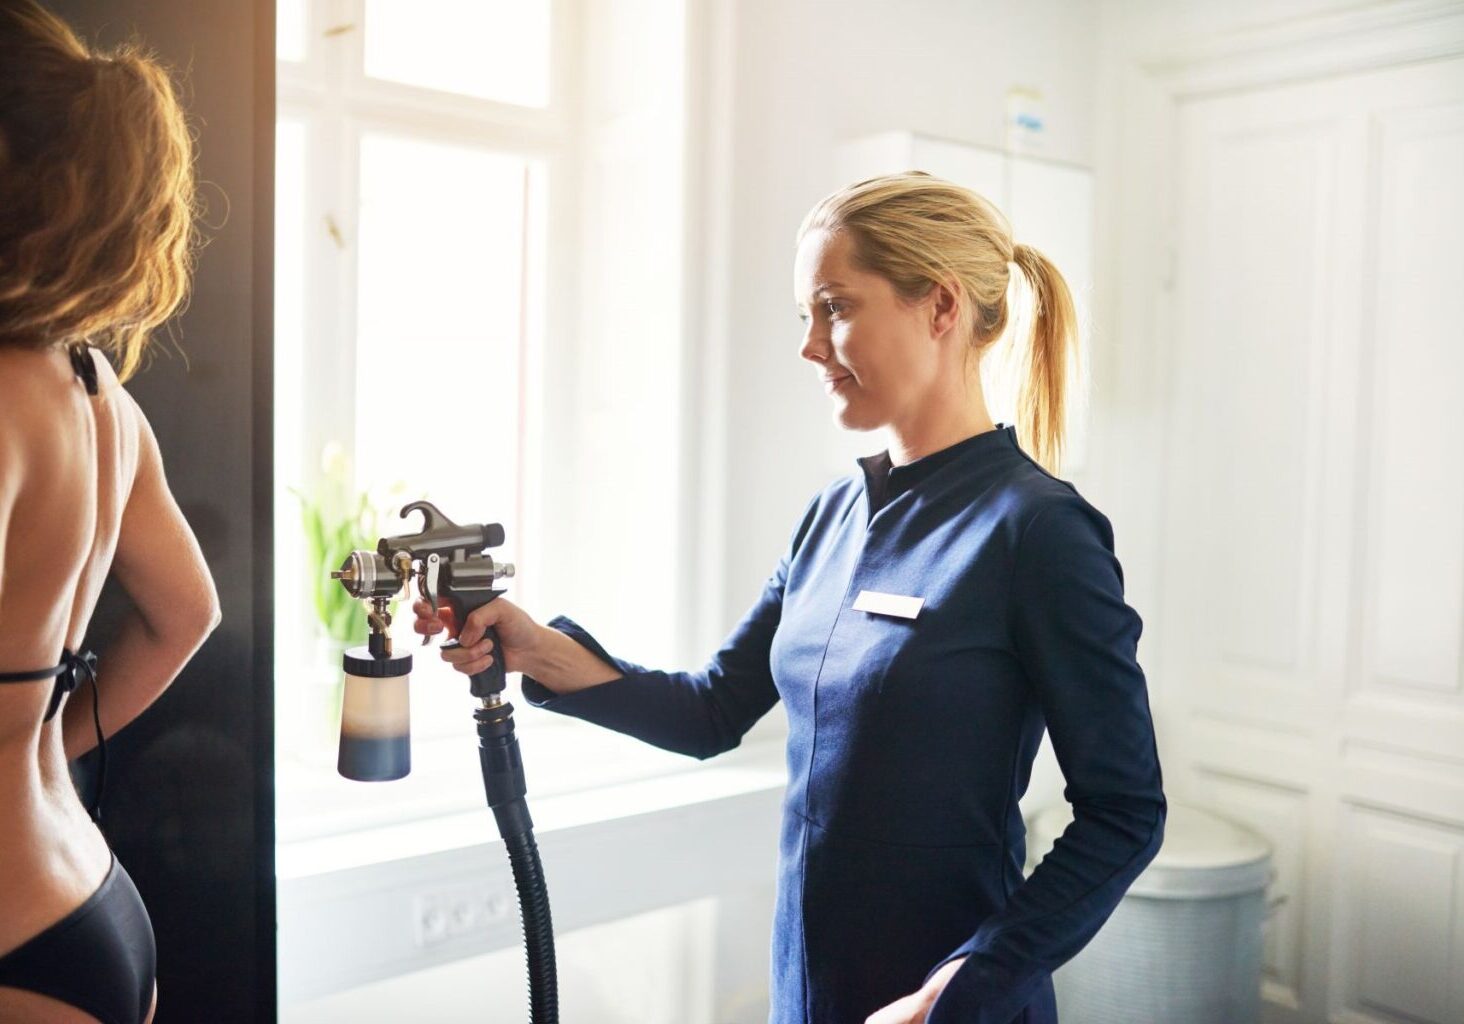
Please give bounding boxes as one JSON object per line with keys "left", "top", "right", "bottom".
{"left": 411, "top": 596, "right": 545, "bottom": 677}
{"left": 863, "top": 956, "right": 967, "bottom": 1024}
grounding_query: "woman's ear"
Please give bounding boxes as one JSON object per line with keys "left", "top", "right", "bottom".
{"left": 929, "top": 278, "right": 963, "bottom": 340}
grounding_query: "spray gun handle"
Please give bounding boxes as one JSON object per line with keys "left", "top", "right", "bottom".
{"left": 468, "top": 624, "right": 507, "bottom": 699}
{"left": 439, "top": 593, "right": 508, "bottom": 699}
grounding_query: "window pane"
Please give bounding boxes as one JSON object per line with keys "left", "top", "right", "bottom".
{"left": 363, "top": 0, "right": 551, "bottom": 107}
{"left": 354, "top": 133, "right": 532, "bottom": 740}
{"left": 277, "top": 0, "right": 307, "bottom": 62}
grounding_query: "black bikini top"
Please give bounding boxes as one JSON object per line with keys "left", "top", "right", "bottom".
{"left": 0, "top": 344, "right": 108, "bottom": 821}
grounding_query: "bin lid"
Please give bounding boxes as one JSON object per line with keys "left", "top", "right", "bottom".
{"left": 1030, "top": 802, "right": 1272, "bottom": 900}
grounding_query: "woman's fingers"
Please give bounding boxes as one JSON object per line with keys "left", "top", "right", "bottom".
{"left": 460, "top": 655, "right": 494, "bottom": 676}
{"left": 442, "top": 649, "right": 495, "bottom": 675}
{"left": 439, "top": 635, "right": 494, "bottom": 677}
{"left": 412, "top": 599, "right": 444, "bottom": 634}
{"left": 440, "top": 637, "right": 493, "bottom": 661}
{"left": 458, "top": 602, "right": 500, "bottom": 647}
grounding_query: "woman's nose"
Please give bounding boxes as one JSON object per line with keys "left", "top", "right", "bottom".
{"left": 799, "top": 324, "right": 829, "bottom": 364}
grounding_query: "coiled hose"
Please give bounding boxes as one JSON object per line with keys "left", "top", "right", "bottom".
{"left": 504, "top": 830, "right": 557, "bottom": 1023}
{"left": 478, "top": 702, "right": 558, "bottom": 1024}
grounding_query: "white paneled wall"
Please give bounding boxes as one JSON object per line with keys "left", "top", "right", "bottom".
{"left": 1098, "top": 3, "right": 1464, "bottom": 1020}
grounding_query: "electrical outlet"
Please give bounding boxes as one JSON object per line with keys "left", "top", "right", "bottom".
{"left": 413, "top": 882, "right": 514, "bottom": 948}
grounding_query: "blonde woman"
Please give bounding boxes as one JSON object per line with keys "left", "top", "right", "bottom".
{"left": 418, "top": 173, "right": 1166, "bottom": 1023}
{"left": 0, "top": 2, "right": 219, "bottom": 1022}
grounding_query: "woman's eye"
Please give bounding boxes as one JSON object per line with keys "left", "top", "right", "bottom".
{"left": 824, "top": 299, "right": 844, "bottom": 317}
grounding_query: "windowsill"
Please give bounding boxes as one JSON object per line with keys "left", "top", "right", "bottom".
{"left": 275, "top": 697, "right": 787, "bottom": 844}
{"left": 277, "top": 737, "right": 787, "bottom": 878}
{"left": 276, "top": 738, "right": 788, "bottom": 1004}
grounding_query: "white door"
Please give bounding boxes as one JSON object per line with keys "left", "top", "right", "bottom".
{"left": 1161, "top": 56, "right": 1464, "bottom": 1024}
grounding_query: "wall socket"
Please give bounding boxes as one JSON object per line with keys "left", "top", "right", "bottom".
{"left": 413, "top": 882, "right": 514, "bottom": 948}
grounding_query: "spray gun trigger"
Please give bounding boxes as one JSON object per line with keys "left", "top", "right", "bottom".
{"left": 422, "top": 554, "right": 443, "bottom": 646}
{"left": 425, "top": 554, "right": 442, "bottom": 613}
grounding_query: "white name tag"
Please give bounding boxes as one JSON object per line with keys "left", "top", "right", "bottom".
{"left": 852, "top": 590, "right": 925, "bottom": 620}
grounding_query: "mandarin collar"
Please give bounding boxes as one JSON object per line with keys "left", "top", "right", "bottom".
{"left": 857, "top": 423, "right": 1018, "bottom": 512}
{"left": 859, "top": 423, "right": 1015, "bottom": 483}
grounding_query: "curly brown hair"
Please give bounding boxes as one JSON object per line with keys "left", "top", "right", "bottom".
{"left": 0, "top": 0, "right": 197, "bottom": 381}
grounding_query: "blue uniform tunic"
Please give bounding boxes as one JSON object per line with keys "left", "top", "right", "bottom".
{"left": 520, "top": 424, "right": 1166, "bottom": 1023}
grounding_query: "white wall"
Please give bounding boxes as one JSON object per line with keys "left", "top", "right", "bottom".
{"left": 1098, "top": 0, "right": 1373, "bottom": 53}
{"left": 285, "top": 899, "right": 718, "bottom": 1023}
{"left": 1087, "top": 0, "right": 1398, "bottom": 668}
{"left": 1087, "top": 0, "right": 1435, "bottom": 709}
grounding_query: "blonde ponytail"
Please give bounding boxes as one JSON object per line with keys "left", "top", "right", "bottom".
{"left": 1011, "top": 242, "right": 1078, "bottom": 476}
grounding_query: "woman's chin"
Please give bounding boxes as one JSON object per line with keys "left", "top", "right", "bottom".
{"left": 832, "top": 401, "right": 879, "bottom": 433}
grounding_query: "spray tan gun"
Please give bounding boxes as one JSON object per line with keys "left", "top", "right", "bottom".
{"left": 334, "top": 499, "right": 515, "bottom": 682}
{"left": 329, "top": 500, "right": 517, "bottom": 779}
{"left": 327, "top": 500, "right": 557, "bottom": 1021}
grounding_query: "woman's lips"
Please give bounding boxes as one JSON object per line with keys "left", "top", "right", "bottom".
{"left": 822, "top": 373, "right": 852, "bottom": 394}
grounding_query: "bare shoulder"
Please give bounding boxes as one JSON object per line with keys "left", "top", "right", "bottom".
{"left": 83, "top": 347, "right": 148, "bottom": 487}
{"left": 0, "top": 349, "right": 74, "bottom": 481}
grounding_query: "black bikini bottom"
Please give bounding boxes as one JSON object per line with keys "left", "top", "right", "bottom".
{"left": 0, "top": 852, "right": 156, "bottom": 1024}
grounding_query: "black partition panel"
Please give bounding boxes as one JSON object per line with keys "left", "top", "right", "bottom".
{"left": 43, "top": 1, "right": 276, "bottom": 1020}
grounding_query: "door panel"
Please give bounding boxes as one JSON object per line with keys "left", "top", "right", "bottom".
{"left": 1164, "top": 57, "right": 1464, "bottom": 1024}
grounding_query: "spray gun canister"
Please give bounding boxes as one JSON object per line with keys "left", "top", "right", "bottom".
{"left": 339, "top": 641, "right": 412, "bottom": 781}
{"left": 331, "top": 548, "right": 415, "bottom": 781}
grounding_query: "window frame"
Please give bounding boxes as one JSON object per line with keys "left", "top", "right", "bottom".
{"left": 272, "top": 0, "right": 766, "bottom": 845}
{"left": 274, "top": 0, "right": 585, "bottom": 837}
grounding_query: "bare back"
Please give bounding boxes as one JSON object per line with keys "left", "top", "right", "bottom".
{"left": 0, "top": 346, "right": 139, "bottom": 727}
{"left": 0, "top": 344, "right": 139, "bottom": 962}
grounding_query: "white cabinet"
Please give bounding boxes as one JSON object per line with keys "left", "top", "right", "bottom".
{"left": 834, "top": 131, "right": 1093, "bottom": 474}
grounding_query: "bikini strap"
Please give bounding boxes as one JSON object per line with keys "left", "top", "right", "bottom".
{"left": 59, "top": 649, "right": 107, "bottom": 825}
{"left": 68, "top": 343, "right": 99, "bottom": 396}
{"left": 0, "top": 650, "right": 105, "bottom": 823}
{"left": 0, "top": 664, "right": 68, "bottom": 683}
{"left": 0, "top": 660, "right": 75, "bottom": 721}
{"left": 47, "top": 648, "right": 97, "bottom": 722}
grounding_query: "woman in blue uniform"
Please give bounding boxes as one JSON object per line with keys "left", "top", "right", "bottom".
{"left": 417, "top": 172, "right": 1166, "bottom": 1023}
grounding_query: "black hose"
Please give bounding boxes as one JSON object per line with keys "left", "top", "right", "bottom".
{"left": 477, "top": 703, "right": 558, "bottom": 1024}
{"left": 504, "top": 829, "right": 558, "bottom": 1024}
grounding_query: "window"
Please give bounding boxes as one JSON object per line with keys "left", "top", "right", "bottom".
{"left": 275, "top": 0, "right": 712, "bottom": 842}
{"left": 361, "top": 0, "right": 552, "bottom": 107}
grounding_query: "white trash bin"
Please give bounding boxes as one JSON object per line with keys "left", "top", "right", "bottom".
{"left": 1028, "top": 802, "right": 1272, "bottom": 1024}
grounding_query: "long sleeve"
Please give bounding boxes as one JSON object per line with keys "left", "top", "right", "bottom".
{"left": 517, "top": 496, "right": 820, "bottom": 760}
{"left": 926, "top": 496, "right": 1167, "bottom": 1024}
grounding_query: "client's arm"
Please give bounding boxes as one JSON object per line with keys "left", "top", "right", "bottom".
{"left": 63, "top": 394, "right": 221, "bottom": 758}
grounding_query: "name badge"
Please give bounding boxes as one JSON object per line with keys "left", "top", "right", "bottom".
{"left": 852, "top": 590, "right": 924, "bottom": 620}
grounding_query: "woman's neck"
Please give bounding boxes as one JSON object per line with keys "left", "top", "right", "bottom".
{"left": 886, "top": 389, "right": 996, "bottom": 467}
